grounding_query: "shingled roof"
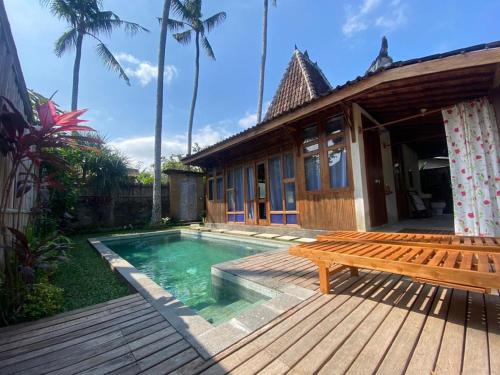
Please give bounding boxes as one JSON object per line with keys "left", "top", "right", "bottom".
{"left": 264, "top": 48, "right": 332, "bottom": 121}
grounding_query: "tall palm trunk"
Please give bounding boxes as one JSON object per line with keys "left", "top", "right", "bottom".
{"left": 187, "top": 31, "right": 200, "bottom": 156}
{"left": 71, "top": 31, "right": 84, "bottom": 111}
{"left": 151, "top": 0, "right": 172, "bottom": 224}
{"left": 257, "top": 0, "right": 269, "bottom": 124}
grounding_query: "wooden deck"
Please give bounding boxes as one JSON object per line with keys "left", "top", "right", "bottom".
{"left": 0, "top": 294, "right": 205, "bottom": 374}
{"left": 1, "top": 250, "right": 499, "bottom": 374}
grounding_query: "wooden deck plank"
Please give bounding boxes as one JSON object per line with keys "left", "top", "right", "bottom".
{"left": 317, "top": 278, "right": 415, "bottom": 375}
{"left": 200, "top": 272, "right": 377, "bottom": 375}
{"left": 462, "top": 292, "right": 490, "bottom": 375}
{"left": 485, "top": 293, "right": 500, "bottom": 374}
{"left": 229, "top": 273, "right": 390, "bottom": 375}
{"left": 285, "top": 275, "right": 404, "bottom": 374}
{"left": 434, "top": 289, "right": 467, "bottom": 375}
{"left": 0, "top": 293, "right": 140, "bottom": 337}
{"left": 374, "top": 284, "right": 438, "bottom": 375}
{"left": 404, "top": 287, "right": 452, "bottom": 375}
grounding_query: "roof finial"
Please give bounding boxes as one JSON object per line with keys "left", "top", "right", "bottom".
{"left": 294, "top": 44, "right": 298, "bottom": 50}
{"left": 366, "top": 36, "right": 393, "bottom": 74}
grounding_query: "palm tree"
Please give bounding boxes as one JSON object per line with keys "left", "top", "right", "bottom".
{"left": 152, "top": 0, "right": 173, "bottom": 224}
{"left": 257, "top": 0, "right": 276, "bottom": 123}
{"left": 41, "top": 0, "right": 148, "bottom": 110}
{"left": 170, "top": 0, "right": 226, "bottom": 156}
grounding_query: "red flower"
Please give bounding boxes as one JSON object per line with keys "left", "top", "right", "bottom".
{"left": 467, "top": 212, "right": 474, "bottom": 218}
{"left": 447, "top": 109, "right": 453, "bottom": 114}
{"left": 454, "top": 127, "right": 459, "bottom": 132}
{"left": 460, "top": 168, "right": 466, "bottom": 174}
{"left": 457, "top": 201, "right": 462, "bottom": 206}
{"left": 464, "top": 228, "right": 469, "bottom": 233}
{"left": 451, "top": 159, "right": 456, "bottom": 163}
{"left": 455, "top": 149, "right": 460, "bottom": 154}
{"left": 461, "top": 191, "right": 466, "bottom": 197}
{"left": 458, "top": 184, "right": 462, "bottom": 188}
{"left": 476, "top": 136, "right": 481, "bottom": 141}
{"left": 483, "top": 200, "right": 490, "bottom": 205}
{"left": 476, "top": 155, "right": 482, "bottom": 160}
{"left": 467, "top": 176, "right": 473, "bottom": 180}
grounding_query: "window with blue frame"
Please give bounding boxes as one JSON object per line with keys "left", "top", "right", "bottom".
{"left": 303, "top": 124, "right": 321, "bottom": 192}
{"left": 226, "top": 167, "right": 244, "bottom": 223}
{"left": 325, "top": 116, "right": 348, "bottom": 189}
{"left": 268, "top": 152, "right": 298, "bottom": 225}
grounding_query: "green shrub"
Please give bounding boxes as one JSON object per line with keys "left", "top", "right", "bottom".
{"left": 20, "top": 278, "right": 64, "bottom": 321}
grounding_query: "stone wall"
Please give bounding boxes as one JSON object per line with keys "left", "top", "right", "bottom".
{"left": 75, "top": 184, "right": 170, "bottom": 230}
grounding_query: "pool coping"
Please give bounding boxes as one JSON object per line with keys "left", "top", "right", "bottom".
{"left": 88, "top": 229, "right": 316, "bottom": 359}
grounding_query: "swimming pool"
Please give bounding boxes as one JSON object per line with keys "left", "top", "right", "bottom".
{"left": 103, "top": 232, "right": 278, "bottom": 325}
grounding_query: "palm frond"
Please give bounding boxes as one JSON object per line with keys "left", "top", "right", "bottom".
{"left": 173, "top": 29, "right": 192, "bottom": 45}
{"left": 54, "top": 28, "right": 78, "bottom": 57}
{"left": 167, "top": 19, "right": 186, "bottom": 31}
{"left": 202, "top": 12, "right": 226, "bottom": 33}
{"left": 90, "top": 36, "right": 130, "bottom": 85}
{"left": 41, "top": 0, "right": 78, "bottom": 25}
{"left": 201, "top": 35, "right": 215, "bottom": 60}
{"left": 171, "top": 0, "right": 197, "bottom": 25}
{"left": 85, "top": 11, "right": 148, "bottom": 37}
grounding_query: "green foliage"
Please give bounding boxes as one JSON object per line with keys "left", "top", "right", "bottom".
{"left": 51, "top": 234, "right": 131, "bottom": 311}
{"left": 136, "top": 169, "right": 154, "bottom": 184}
{"left": 19, "top": 276, "right": 64, "bottom": 321}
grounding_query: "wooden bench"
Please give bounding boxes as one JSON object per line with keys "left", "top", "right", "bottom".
{"left": 317, "top": 230, "right": 500, "bottom": 251}
{"left": 289, "top": 238, "right": 500, "bottom": 294}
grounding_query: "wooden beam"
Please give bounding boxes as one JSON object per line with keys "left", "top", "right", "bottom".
{"left": 185, "top": 47, "right": 500, "bottom": 164}
{"left": 362, "top": 108, "right": 444, "bottom": 133}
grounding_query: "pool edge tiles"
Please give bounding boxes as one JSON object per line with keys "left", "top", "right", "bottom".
{"left": 88, "top": 229, "right": 315, "bottom": 359}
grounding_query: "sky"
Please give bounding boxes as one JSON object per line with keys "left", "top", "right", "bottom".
{"left": 4, "top": 0, "right": 500, "bottom": 168}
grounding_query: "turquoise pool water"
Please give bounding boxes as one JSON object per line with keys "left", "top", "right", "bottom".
{"left": 104, "top": 233, "right": 277, "bottom": 325}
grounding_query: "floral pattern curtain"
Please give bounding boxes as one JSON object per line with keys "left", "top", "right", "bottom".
{"left": 442, "top": 97, "right": 500, "bottom": 237}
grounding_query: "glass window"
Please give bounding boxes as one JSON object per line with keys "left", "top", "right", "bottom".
{"left": 303, "top": 143, "right": 319, "bottom": 153}
{"left": 234, "top": 167, "right": 244, "bottom": 211}
{"left": 304, "top": 154, "right": 321, "bottom": 191}
{"left": 328, "top": 148, "right": 348, "bottom": 188}
{"left": 283, "top": 153, "right": 295, "bottom": 179}
{"left": 208, "top": 179, "right": 214, "bottom": 201}
{"left": 226, "top": 170, "right": 234, "bottom": 189}
{"left": 285, "top": 182, "right": 296, "bottom": 210}
{"left": 327, "top": 136, "right": 344, "bottom": 148}
{"left": 326, "top": 116, "right": 344, "bottom": 136}
{"left": 246, "top": 167, "right": 255, "bottom": 221}
{"left": 216, "top": 177, "right": 223, "bottom": 201}
{"left": 227, "top": 190, "right": 235, "bottom": 212}
{"left": 268, "top": 157, "right": 283, "bottom": 211}
{"left": 303, "top": 125, "right": 318, "bottom": 143}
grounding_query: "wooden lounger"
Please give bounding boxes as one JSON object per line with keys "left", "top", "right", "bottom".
{"left": 289, "top": 239, "right": 500, "bottom": 294}
{"left": 317, "top": 230, "right": 500, "bottom": 251}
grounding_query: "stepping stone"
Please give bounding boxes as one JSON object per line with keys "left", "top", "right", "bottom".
{"left": 275, "top": 235, "right": 299, "bottom": 241}
{"left": 211, "top": 229, "right": 225, "bottom": 233}
{"left": 293, "top": 237, "right": 316, "bottom": 243}
{"left": 254, "top": 233, "right": 280, "bottom": 239}
{"left": 227, "top": 230, "right": 258, "bottom": 236}
{"left": 198, "top": 227, "right": 211, "bottom": 232}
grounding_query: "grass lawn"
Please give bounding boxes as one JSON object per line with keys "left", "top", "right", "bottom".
{"left": 51, "top": 225, "right": 190, "bottom": 312}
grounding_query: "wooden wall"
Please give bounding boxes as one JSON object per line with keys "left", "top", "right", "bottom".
{"left": 204, "top": 110, "right": 358, "bottom": 232}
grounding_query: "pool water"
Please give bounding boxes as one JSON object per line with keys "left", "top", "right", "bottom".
{"left": 104, "top": 233, "right": 276, "bottom": 325}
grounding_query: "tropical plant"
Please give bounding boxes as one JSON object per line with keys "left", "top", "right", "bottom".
{"left": 169, "top": 0, "right": 226, "bottom": 156}
{"left": 41, "top": 0, "right": 148, "bottom": 110}
{"left": 152, "top": 0, "right": 173, "bottom": 225}
{"left": 257, "top": 0, "right": 276, "bottom": 123}
{"left": 0, "top": 97, "right": 97, "bottom": 324}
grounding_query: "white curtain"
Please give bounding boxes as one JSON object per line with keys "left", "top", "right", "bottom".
{"left": 442, "top": 97, "right": 500, "bottom": 237}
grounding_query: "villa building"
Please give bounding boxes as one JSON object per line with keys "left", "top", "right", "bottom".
{"left": 184, "top": 39, "right": 500, "bottom": 237}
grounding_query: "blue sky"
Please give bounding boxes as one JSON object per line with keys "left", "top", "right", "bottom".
{"left": 5, "top": 0, "right": 500, "bottom": 167}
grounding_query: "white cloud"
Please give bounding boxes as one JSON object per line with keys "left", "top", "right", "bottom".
{"left": 238, "top": 112, "right": 257, "bottom": 128}
{"left": 237, "top": 102, "right": 271, "bottom": 129}
{"left": 342, "top": 0, "right": 406, "bottom": 37}
{"left": 108, "top": 123, "right": 231, "bottom": 168}
{"left": 115, "top": 52, "right": 178, "bottom": 87}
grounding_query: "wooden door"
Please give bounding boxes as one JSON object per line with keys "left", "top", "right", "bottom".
{"left": 363, "top": 127, "right": 388, "bottom": 227}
